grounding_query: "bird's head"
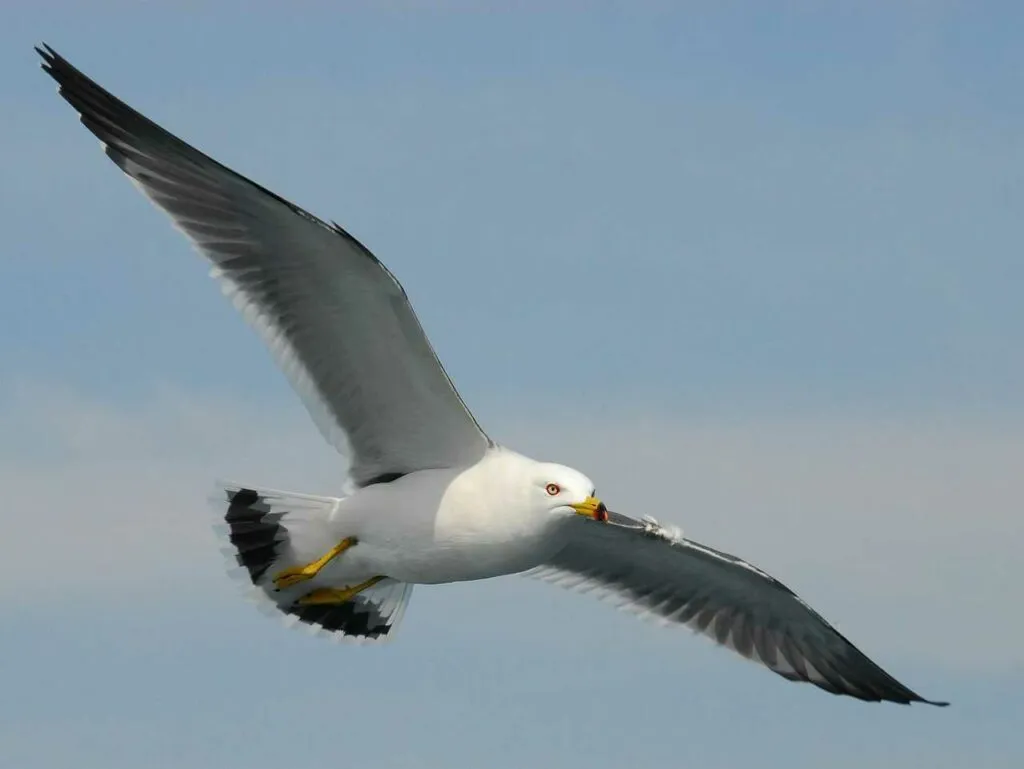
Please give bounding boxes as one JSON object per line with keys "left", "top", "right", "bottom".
{"left": 531, "top": 462, "right": 608, "bottom": 523}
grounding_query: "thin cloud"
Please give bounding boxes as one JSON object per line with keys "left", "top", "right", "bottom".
{"left": 3, "top": 384, "right": 1019, "bottom": 670}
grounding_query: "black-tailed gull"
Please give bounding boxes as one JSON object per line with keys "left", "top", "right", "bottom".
{"left": 38, "top": 44, "right": 946, "bottom": 707}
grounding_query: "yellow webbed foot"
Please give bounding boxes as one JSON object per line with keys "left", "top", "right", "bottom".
{"left": 273, "top": 536, "right": 358, "bottom": 590}
{"left": 296, "top": 577, "right": 387, "bottom": 606}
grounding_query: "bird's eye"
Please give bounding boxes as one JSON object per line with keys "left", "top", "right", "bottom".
{"left": 545, "top": 483, "right": 561, "bottom": 496}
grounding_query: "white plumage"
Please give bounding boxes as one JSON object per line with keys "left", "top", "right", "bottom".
{"left": 39, "top": 44, "right": 946, "bottom": 706}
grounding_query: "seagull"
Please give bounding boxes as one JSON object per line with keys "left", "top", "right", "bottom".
{"left": 38, "top": 44, "right": 946, "bottom": 706}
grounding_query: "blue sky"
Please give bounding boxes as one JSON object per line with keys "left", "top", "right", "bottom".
{"left": 2, "top": 3, "right": 1021, "bottom": 768}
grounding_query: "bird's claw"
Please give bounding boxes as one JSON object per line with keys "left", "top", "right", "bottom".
{"left": 271, "top": 536, "right": 358, "bottom": 591}
{"left": 273, "top": 565, "right": 318, "bottom": 590}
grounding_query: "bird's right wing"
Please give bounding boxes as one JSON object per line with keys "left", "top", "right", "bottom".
{"left": 38, "top": 45, "right": 491, "bottom": 487}
{"left": 531, "top": 512, "right": 947, "bottom": 706}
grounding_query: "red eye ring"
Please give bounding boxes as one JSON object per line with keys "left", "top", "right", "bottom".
{"left": 545, "top": 483, "right": 561, "bottom": 496}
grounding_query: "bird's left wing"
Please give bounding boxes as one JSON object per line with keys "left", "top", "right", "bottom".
{"left": 37, "top": 45, "right": 491, "bottom": 487}
{"left": 530, "top": 512, "right": 947, "bottom": 706}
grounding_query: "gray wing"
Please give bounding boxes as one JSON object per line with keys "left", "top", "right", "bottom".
{"left": 38, "top": 45, "right": 491, "bottom": 486}
{"left": 532, "top": 512, "right": 947, "bottom": 706}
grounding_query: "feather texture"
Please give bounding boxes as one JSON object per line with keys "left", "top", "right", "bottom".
{"left": 531, "top": 513, "right": 947, "bottom": 705}
{"left": 38, "top": 45, "right": 490, "bottom": 487}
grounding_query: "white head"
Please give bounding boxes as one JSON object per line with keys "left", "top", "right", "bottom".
{"left": 459, "top": 450, "right": 610, "bottom": 539}
{"left": 527, "top": 460, "right": 609, "bottom": 523}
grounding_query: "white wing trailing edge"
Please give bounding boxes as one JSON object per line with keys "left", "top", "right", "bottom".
{"left": 37, "top": 44, "right": 491, "bottom": 487}
{"left": 533, "top": 512, "right": 948, "bottom": 706}
{"left": 39, "top": 45, "right": 947, "bottom": 706}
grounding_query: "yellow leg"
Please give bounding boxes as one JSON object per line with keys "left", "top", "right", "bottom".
{"left": 273, "top": 536, "right": 358, "bottom": 590}
{"left": 296, "top": 576, "right": 386, "bottom": 606}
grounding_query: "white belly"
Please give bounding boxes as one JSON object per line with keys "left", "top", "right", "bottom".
{"left": 316, "top": 461, "right": 567, "bottom": 586}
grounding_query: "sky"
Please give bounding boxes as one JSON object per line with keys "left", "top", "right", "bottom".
{"left": 1, "top": 2, "right": 1022, "bottom": 767}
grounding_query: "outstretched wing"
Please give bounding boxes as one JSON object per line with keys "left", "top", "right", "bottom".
{"left": 532, "top": 512, "right": 947, "bottom": 705}
{"left": 38, "top": 45, "right": 491, "bottom": 487}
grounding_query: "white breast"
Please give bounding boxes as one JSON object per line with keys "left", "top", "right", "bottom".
{"left": 336, "top": 450, "right": 565, "bottom": 585}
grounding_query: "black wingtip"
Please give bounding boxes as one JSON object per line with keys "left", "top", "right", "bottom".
{"left": 36, "top": 44, "right": 87, "bottom": 88}
{"left": 905, "top": 692, "right": 950, "bottom": 707}
{"left": 36, "top": 43, "right": 69, "bottom": 86}
{"left": 35, "top": 42, "right": 58, "bottom": 68}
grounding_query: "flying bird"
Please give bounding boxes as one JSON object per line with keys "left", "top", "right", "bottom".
{"left": 37, "top": 44, "right": 946, "bottom": 706}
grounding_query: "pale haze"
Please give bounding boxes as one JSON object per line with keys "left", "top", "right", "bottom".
{"left": 2, "top": 3, "right": 1021, "bottom": 768}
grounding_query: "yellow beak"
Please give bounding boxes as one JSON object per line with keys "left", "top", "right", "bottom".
{"left": 571, "top": 496, "right": 609, "bottom": 522}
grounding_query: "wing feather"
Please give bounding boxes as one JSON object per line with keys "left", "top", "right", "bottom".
{"left": 531, "top": 513, "right": 947, "bottom": 706}
{"left": 38, "top": 45, "right": 491, "bottom": 486}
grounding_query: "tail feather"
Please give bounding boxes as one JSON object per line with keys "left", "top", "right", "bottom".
{"left": 213, "top": 483, "right": 413, "bottom": 643}
{"left": 223, "top": 488, "right": 287, "bottom": 583}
